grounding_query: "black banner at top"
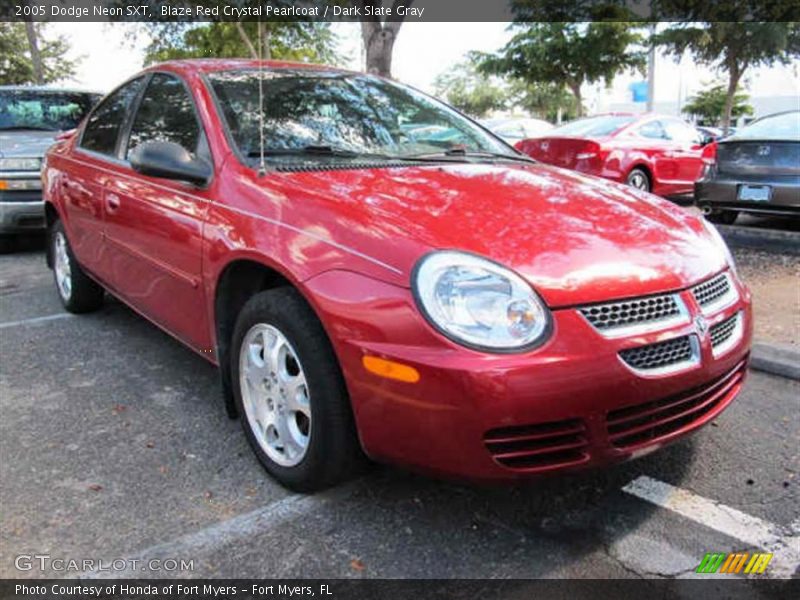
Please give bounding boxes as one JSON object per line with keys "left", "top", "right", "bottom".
{"left": 2, "top": 0, "right": 799, "bottom": 23}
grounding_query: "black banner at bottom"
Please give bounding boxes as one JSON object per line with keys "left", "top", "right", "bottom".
{"left": 2, "top": 579, "right": 799, "bottom": 600}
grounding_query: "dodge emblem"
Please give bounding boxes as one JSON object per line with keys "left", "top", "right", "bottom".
{"left": 695, "top": 315, "right": 709, "bottom": 337}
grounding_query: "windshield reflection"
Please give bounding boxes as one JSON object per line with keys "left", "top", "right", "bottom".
{"left": 207, "top": 69, "right": 514, "bottom": 162}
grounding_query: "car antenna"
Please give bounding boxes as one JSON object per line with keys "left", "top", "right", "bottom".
{"left": 257, "top": 19, "right": 267, "bottom": 177}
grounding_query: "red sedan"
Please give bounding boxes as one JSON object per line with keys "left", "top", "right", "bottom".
{"left": 43, "top": 61, "right": 751, "bottom": 491}
{"left": 516, "top": 113, "right": 713, "bottom": 200}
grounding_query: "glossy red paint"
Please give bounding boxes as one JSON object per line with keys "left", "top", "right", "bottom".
{"left": 43, "top": 61, "right": 752, "bottom": 482}
{"left": 516, "top": 113, "right": 708, "bottom": 199}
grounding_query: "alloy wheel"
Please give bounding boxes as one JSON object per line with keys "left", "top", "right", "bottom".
{"left": 239, "top": 323, "right": 311, "bottom": 467}
{"left": 54, "top": 231, "right": 72, "bottom": 301}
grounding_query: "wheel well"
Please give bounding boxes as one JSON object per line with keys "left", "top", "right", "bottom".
{"left": 214, "top": 260, "right": 293, "bottom": 417}
{"left": 629, "top": 164, "right": 653, "bottom": 183}
{"left": 44, "top": 203, "right": 59, "bottom": 269}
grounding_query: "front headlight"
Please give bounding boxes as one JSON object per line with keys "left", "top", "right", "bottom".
{"left": 0, "top": 157, "right": 42, "bottom": 171}
{"left": 412, "top": 251, "right": 551, "bottom": 352}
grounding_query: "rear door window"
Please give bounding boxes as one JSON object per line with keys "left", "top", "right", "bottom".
{"left": 637, "top": 120, "right": 667, "bottom": 140}
{"left": 80, "top": 77, "right": 145, "bottom": 156}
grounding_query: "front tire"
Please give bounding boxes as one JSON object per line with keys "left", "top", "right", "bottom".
{"left": 626, "top": 167, "right": 651, "bottom": 192}
{"left": 50, "top": 220, "right": 104, "bottom": 313}
{"left": 230, "top": 288, "right": 361, "bottom": 492}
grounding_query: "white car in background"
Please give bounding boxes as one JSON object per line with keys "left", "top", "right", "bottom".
{"left": 482, "top": 117, "right": 554, "bottom": 145}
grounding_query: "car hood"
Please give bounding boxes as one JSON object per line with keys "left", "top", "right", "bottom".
{"left": 274, "top": 162, "right": 727, "bottom": 307}
{"left": 0, "top": 130, "right": 57, "bottom": 158}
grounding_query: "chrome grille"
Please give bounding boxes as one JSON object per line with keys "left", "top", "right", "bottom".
{"left": 710, "top": 312, "right": 743, "bottom": 357}
{"left": 580, "top": 293, "right": 684, "bottom": 334}
{"left": 692, "top": 273, "right": 733, "bottom": 309}
{"left": 619, "top": 335, "right": 696, "bottom": 373}
{"left": 711, "top": 314, "right": 738, "bottom": 347}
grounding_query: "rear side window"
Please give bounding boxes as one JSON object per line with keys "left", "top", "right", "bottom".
{"left": 663, "top": 119, "right": 703, "bottom": 144}
{"left": 126, "top": 73, "right": 201, "bottom": 158}
{"left": 80, "top": 77, "right": 144, "bottom": 156}
{"left": 637, "top": 120, "right": 667, "bottom": 140}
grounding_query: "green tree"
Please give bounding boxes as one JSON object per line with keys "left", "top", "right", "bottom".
{"left": 477, "top": 22, "right": 646, "bottom": 117}
{"left": 0, "top": 23, "right": 77, "bottom": 85}
{"left": 682, "top": 83, "right": 754, "bottom": 126}
{"left": 508, "top": 80, "right": 579, "bottom": 123}
{"left": 139, "top": 22, "right": 341, "bottom": 65}
{"left": 433, "top": 61, "right": 508, "bottom": 118}
{"left": 654, "top": 18, "right": 800, "bottom": 133}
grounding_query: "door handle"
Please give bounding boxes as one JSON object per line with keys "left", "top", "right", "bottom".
{"left": 106, "top": 193, "right": 121, "bottom": 212}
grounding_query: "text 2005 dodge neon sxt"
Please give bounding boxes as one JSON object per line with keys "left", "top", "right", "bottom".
{"left": 42, "top": 60, "right": 751, "bottom": 491}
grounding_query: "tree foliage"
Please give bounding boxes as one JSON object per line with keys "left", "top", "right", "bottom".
{"left": 0, "top": 23, "right": 77, "bottom": 85}
{"left": 476, "top": 21, "right": 646, "bottom": 116}
{"left": 508, "top": 80, "right": 579, "bottom": 122}
{"left": 654, "top": 17, "right": 800, "bottom": 132}
{"left": 682, "top": 83, "right": 753, "bottom": 126}
{"left": 139, "top": 21, "right": 342, "bottom": 66}
{"left": 433, "top": 61, "right": 508, "bottom": 118}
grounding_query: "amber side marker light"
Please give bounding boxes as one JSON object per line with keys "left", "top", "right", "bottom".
{"left": 362, "top": 355, "right": 420, "bottom": 383}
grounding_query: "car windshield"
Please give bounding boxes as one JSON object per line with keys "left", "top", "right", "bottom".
{"left": 551, "top": 115, "right": 636, "bottom": 137}
{"left": 207, "top": 69, "right": 513, "bottom": 161}
{"left": 729, "top": 112, "right": 800, "bottom": 142}
{"left": 0, "top": 90, "right": 98, "bottom": 131}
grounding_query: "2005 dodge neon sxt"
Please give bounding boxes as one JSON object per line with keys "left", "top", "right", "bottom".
{"left": 42, "top": 60, "right": 752, "bottom": 491}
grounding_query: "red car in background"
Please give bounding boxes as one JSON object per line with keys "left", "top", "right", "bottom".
{"left": 516, "top": 114, "right": 714, "bottom": 200}
{"left": 43, "top": 61, "right": 750, "bottom": 491}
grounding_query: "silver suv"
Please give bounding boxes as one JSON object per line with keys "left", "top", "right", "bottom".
{"left": 0, "top": 87, "right": 100, "bottom": 252}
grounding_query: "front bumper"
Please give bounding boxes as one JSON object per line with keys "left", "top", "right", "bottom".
{"left": 0, "top": 195, "right": 45, "bottom": 234}
{"left": 695, "top": 174, "right": 800, "bottom": 217}
{"left": 305, "top": 269, "right": 752, "bottom": 482}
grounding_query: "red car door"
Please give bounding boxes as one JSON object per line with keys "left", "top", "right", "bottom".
{"left": 100, "top": 72, "right": 212, "bottom": 352}
{"left": 661, "top": 118, "right": 706, "bottom": 194}
{"left": 64, "top": 77, "right": 146, "bottom": 269}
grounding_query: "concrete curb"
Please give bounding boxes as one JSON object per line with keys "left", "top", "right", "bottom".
{"left": 750, "top": 342, "right": 800, "bottom": 381}
{"left": 717, "top": 224, "right": 800, "bottom": 255}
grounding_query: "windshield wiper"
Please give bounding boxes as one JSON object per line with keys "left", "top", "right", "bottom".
{"left": 248, "top": 145, "right": 469, "bottom": 163}
{"left": 249, "top": 145, "right": 361, "bottom": 158}
{"left": 412, "top": 148, "right": 536, "bottom": 164}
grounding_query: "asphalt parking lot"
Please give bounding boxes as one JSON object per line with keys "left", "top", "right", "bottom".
{"left": 0, "top": 241, "right": 798, "bottom": 589}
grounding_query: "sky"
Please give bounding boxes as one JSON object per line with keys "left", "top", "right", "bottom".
{"left": 50, "top": 22, "right": 800, "bottom": 118}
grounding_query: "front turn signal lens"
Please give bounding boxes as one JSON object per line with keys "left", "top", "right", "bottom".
{"left": 362, "top": 355, "right": 420, "bottom": 383}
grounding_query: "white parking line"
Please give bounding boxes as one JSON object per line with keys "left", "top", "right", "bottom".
{"left": 623, "top": 475, "right": 800, "bottom": 578}
{"left": 0, "top": 313, "right": 74, "bottom": 330}
{"left": 78, "top": 482, "right": 360, "bottom": 579}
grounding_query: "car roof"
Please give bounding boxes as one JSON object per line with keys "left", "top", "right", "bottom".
{"left": 0, "top": 85, "right": 101, "bottom": 95}
{"left": 145, "top": 59, "right": 359, "bottom": 78}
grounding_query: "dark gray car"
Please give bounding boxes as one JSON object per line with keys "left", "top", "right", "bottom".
{"left": 695, "top": 110, "right": 800, "bottom": 224}
{"left": 0, "top": 87, "right": 100, "bottom": 251}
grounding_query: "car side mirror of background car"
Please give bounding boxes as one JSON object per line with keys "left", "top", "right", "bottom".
{"left": 129, "top": 141, "right": 212, "bottom": 187}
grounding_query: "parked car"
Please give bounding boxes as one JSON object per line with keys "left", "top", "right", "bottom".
{"left": 43, "top": 61, "right": 751, "bottom": 491}
{"left": 0, "top": 86, "right": 100, "bottom": 251}
{"left": 515, "top": 113, "right": 711, "bottom": 201}
{"left": 695, "top": 111, "right": 800, "bottom": 224}
{"left": 481, "top": 117, "right": 553, "bottom": 144}
{"left": 695, "top": 125, "right": 735, "bottom": 142}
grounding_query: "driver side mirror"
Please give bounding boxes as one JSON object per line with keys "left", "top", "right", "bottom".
{"left": 130, "top": 141, "right": 212, "bottom": 187}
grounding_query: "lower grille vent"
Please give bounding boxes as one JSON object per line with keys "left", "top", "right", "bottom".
{"left": 483, "top": 418, "right": 588, "bottom": 471}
